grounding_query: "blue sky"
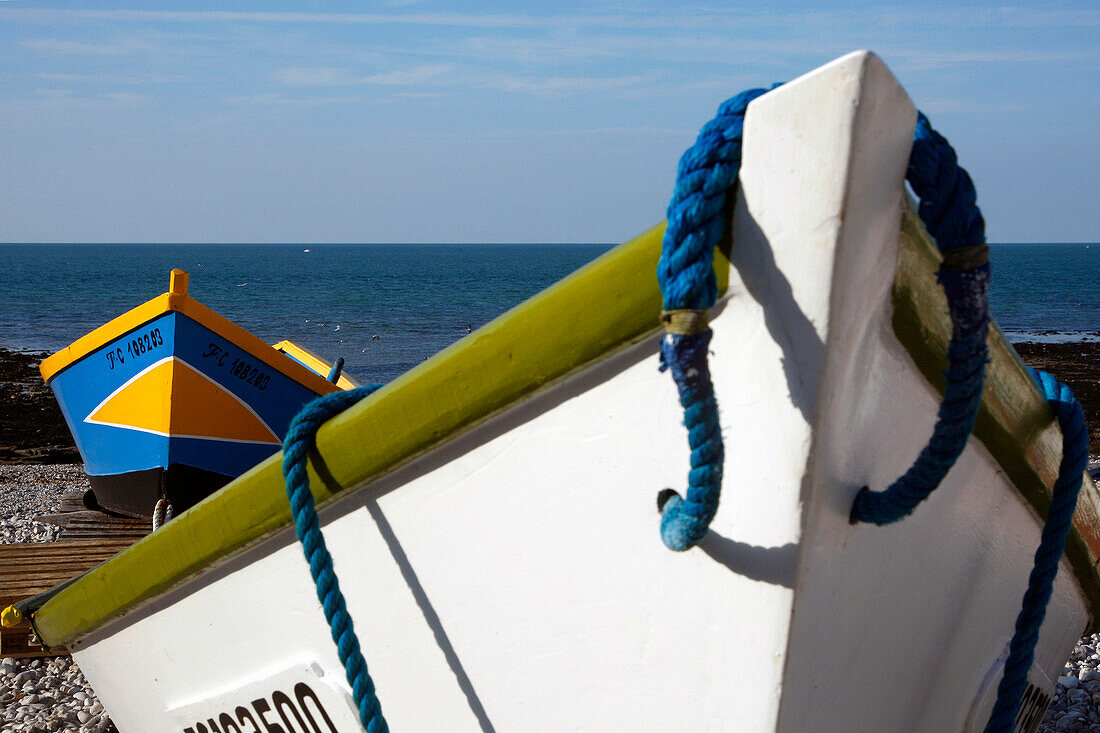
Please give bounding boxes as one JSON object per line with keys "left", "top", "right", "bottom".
{"left": 1, "top": 2, "right": 1097, "bottom": 243}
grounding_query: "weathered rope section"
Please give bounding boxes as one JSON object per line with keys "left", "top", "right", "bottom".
{"left": 850, "top": 112, "right": 992, "bottom": 525}
{"left": 282, "top": 385, "right": 389, "bottom": 733}
{"left": 655, "top": 87, "right": 770, "bottom": 551}
{"left": 984, "top": 369, "right": 1089, "bottom": 733}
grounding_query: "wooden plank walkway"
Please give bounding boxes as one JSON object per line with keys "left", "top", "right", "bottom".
{"left": 37, "top": 510, "right": 152, "bottom": 541}
{"left": 1, "top": 537, "right": 140, "bottom": 657}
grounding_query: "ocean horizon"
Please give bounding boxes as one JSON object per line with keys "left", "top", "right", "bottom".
{"left": 1, "top": 241, "right": 1097, "bottom": 384}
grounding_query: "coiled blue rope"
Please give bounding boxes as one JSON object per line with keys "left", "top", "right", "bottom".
{"left": 283, "top": 385, "right": 388, "bottom": 733}
{"left": 983, "top": 369, "right": 1089, "bottom": 733}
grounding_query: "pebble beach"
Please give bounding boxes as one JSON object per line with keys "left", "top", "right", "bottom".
{"left": 1, "top": 344, "right": 1099, "bottom": 732}
{"left": 1, "top": 465, "right": 115, "bottom": 733}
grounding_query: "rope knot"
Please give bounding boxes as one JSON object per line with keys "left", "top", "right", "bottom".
{"left": 660, "top": 309, "right": 709, "bottom": 336}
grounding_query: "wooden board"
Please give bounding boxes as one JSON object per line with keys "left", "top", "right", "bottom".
{"left": 37, "top": 510, "right": 152, "bottom": 541}
{"left": 0, "top": 538, "right": 136, "bottom": 658}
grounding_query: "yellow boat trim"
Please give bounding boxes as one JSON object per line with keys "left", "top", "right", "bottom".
{"left": 40, "top": 286, "right": 342, "bottom": 399}
{"left": 33, "top": 223, "right": 698, "bottom": 646}
{"left": 30, "top": 212, "right": 1099, "bottom": 645}
{"left": 272, "top": 340, "right": 361, "bottom": 390}
{"left": 41, "top": 293, "right": 176, "bottom": 382}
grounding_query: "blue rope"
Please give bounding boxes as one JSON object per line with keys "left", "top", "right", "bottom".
{"left": 656, "top": 95, "right": 992, "bottom": 545}
{"left": 850, "top": 112, "right": 992, "bottom": 524}
{"left": 656, "top": 87, "right": 770, "bottom": 551}
{"left": 283, "top": 385, "right": 389, "bottom": 733}
{"left": 983, "top": 369, "right": 1089, "bottom": 732}
{"left": 655, "top": 91, "right": 1088, "bottom": 729}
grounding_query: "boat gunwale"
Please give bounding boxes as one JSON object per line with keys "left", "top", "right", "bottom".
{"left": 31, "top": 223, "right": 694, "bottom": 646}
{"left": 272, "top": 339, "right": 361, "bottom": 390}
{"left": 27, "top": 207, "right": 1100, "bottom": 647}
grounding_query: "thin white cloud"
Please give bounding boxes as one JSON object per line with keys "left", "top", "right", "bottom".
{"left": 226, "top": 93, "right": 372, "bottom": 107}
{"left": 3, "top": 9, "right": 567, "bottom": 29}
{"left": 11, "top": 88, "right": 146, "bottom": 112}
{"left": 275, "top": 67, "right": 353, "bottom": 87}
{"left": 477, "top": 72, "right": 660, "bottom": 95}
{"left": 867, "top": 6, "right": 1100, "bottom": 29}
{"left": 365, "top": 65, "right": 452, "bottom": 86}
{"left": 884, "top": 48, "right": 1085, "bottom": 72}
{"left": 529, "top": 125, "right": 691, "bottom": 138}
{"left": 102, "top": 91, "right": 143, "bottom": 104}
{"left": 36, "top": 71, "right": 188, "bottom": 84}
{"left": 36, "top": 72, "right": 83, "bottom": 81}
{"left": 392, "top": 91, "right": 448, "bottom": 99}
{"left": 22, "top": 38, "right": 145, "bottom": 55}
{"left": 268, "top": 65, "right": 664, "bottom": 99}
{"left": 274, "top": 65, "right": 452, "bottom": 87}
{"left": 443, "top": 33, "right": 846, "bottom": 68}
{"left": 454, "top": 35, "right": 619, "bottom": 65}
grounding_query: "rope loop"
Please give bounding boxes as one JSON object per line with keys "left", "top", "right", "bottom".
{"left": 657, "top": 87, "right": 770, "bottom": 314}
{"left": 849, "top": 111, "right": 992, "bottom": 525}
{"left": 283, "top": 384, "right": 389, "bottom": 733}
{"left": 655, "top": 89, "right": 996, "bottom": 547}
{"left": 659, "top": 98, "right": 993, "bottom": 538}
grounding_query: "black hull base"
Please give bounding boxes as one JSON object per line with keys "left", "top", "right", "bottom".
{"left": 86, "top": 464, "right": 235, "bottom": 518}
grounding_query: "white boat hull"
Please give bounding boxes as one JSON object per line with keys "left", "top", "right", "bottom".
{"left": 53, "top": 51, "right": 1091, "bottom": 732}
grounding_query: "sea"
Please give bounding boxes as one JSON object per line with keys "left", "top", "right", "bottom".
{"left": 0, "top": 242, "right": 1096, "bottom": 385}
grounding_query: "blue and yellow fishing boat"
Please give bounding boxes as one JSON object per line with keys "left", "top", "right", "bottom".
{"left": 40, "top": 269, "right": 355, "bottom": 518}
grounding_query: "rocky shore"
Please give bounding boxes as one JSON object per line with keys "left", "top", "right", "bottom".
{"left": 0, "top": 350, "right": 78, "bottom": 465}
{"left": 0, "top": 343, "right": 1098, "bottom": 731}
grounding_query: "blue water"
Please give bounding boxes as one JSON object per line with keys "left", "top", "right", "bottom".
{"left": 987, "top": 243, "right": 1099, "bottom": 341}
{"left": 0, "top": 243, "right": 614, "bottom": 383}
{"left": 0, "top": 242, "right": 1096, "bottom": 384}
